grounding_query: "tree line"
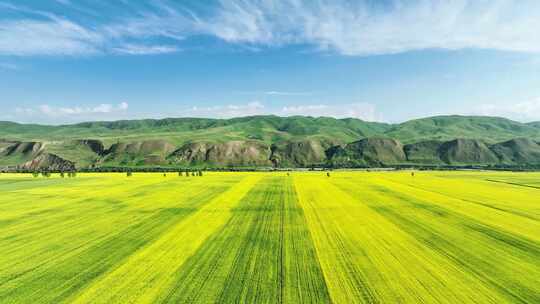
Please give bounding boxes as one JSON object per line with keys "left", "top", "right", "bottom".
{"left": 2, "top": 163, "right": 540, "bottom": 175}
{"left": 30, "top": 171, "right": 77, "bottom": 178}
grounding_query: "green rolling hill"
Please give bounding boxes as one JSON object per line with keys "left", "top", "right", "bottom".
{"left": 527, "top": 121, "right": 540, "bottom": 129}
{"left": 1, "top": 115, "right": 539, "bottom": 170}
{"left": 384, "top": 115, "right": 540, "bottom": 143}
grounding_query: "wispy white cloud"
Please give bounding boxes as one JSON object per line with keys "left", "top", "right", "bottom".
{"left": 235, "top": 90, "right": 313, "bottom": 96}
{"left": 112, "top": 44, "right": 180, "bottom": 55}
{"left": 198, "top": 0, "right": 540, "bottom": 55}
{"left": 0, "top": 3, "right": 181, "bottom": 56}
{"left": 14, "top": 100, "right": 380, "bottom": 122}
{"left": 1, "top": 0, "right": 540, "bottom": 57}
{"left": 181, "top": 101, "right": 381, "bottom": 121}
{"left": 0, "top": 18, "right": 103, "bottom": 56}
{"left": 15, "top": 102, "right": 129, "bottom": 117}
{"left": 184, "top": 101, "right": 266, "bottom": 118}
{"left": 13, "top": 107, "right": 34, "bottom": 115}
{"left": 472, "top": 98, "right": 540, "bottom": 121}
{"left": 101, "top": 9, "right": 188, "bottom": 41}
{"left": 281, "top": 102, "right": 381, "bottom": 121}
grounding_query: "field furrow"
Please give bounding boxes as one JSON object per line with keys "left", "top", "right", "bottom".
{"left": 160, "top": 176, "right": 330, "bottom": 303}
{"left": 0, "top": 171, "right": 538, "bottom": 303}
{"left": 0, "top": 174, "right": 244, "bottom": 303}
{"left": 382, "top": 172, "right": 540, "bottom": 222}
{"left": 70, "top": 175, "right": 261, "bottom": 303}
{"left": 330, "top": 176, "right": 540, "bottom": 303}
{"left": 295, "top": 175, "right": 515, "bottom": 303}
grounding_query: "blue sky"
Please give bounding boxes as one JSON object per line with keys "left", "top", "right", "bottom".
{"left": 1, "top": 0, "right": 540, "bottom": 124}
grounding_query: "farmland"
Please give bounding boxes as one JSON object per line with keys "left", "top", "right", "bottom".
{"left": 0, "top": 171, "right": 538, "bottom": 303}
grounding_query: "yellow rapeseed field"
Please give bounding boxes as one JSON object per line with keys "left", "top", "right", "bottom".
{"left": 0, "top": 171, "right": 538, "bottom": 303}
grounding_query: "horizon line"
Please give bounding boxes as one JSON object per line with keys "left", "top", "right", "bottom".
{"left": 2, "top": 113, "right": 539, "bottom": 127}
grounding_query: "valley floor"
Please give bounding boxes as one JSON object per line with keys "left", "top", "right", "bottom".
{"left": 0, "top": 171, "right": 538, "bottom": 303}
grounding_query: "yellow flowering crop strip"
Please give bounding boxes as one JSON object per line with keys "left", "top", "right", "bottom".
{"left": 71, "top": 174, "right": 260, "bottom": 303}
{"left": 328, "top": 173, "right": 539, "bottom": 303}
{"left": 0, "top": 171, "right": 538, "bottom": 303}
{"left": 157, "top": 176, "right": 330, "bottom": 303}
{"left": 295, "top": 174, "right": 512, "bottom": 303}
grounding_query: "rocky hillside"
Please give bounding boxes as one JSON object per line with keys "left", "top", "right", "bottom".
{"left": 0, "top": 141, "right": 75, "bottom": 171}
{"left": 2, "top": 136, "right": 540, "bottom": 170}
{"left": 168, "top": 141, "right": 272, "bottom": 167}
{"left": 327, "top": 138, "right": 406, "bottom": 167}
{"left": 1, "top": 115, "right": 539, "bottom": 170}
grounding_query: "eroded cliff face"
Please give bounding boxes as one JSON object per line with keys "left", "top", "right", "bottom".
{"left": 18, "top": 153, "right": 76, "bottom": 171}
{"left": 76, "top": 140, "right": 105, "bottom": 155}
{"left": 102, "top": 140, "right": 177, "bottom": 165}
{"left": 168, "top": 141, "right": 272, "bottom": 167}
{"left": 327, "top": 138, "right": 407, "bottom": 167}
{"left": 1, "top": 141, "right": 44, "bottom": 158}
{"left": 3, "top": 136, "right": 540, "bottom": 170}
{"left": 490, "top": 138, "right": 540, "bottom": 165}
{"left": 270, "top": 139, "right": 335, "bottom": 167}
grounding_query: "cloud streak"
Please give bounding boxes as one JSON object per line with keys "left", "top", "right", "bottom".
{"left": 16, "top": 102, "right": 129, "bottom": 117}
{"left": 473, "top": 98, "right": 540, "bottom": 121}
{"left": 203, "top": 0, "right": 540, "bottom": 55}
{"left": 1, "top": 1, "right": 540, "bottom": 57}
{"left": 281, "top": 102, "right": 380, "bottom": 121}
{"left": 0, "top": 3, "right": 182, "bottom": 56}
{"left": 234, "top": 90, "right": 314, "bottom": 96}
{"left": 184, "top": 101, "right": 266, "bottom": 118}
{"left": 182, "top": 101, "right": 381, "bottom": 121}
{"left": 112, "top": 44, "right": 179, "bottom": 55}
{"left": 0, "top": 18, "right": 102, "bottom": 56}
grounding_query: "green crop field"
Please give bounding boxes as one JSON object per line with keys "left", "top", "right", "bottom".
{"left": 0, "top": 171, "right": 538, "bottom": 303}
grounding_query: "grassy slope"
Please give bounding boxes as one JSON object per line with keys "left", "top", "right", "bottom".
{"left": 386, "top": 115, "right": 540, "bottom": 143}
{"left": 0, "top": 116, "right": 390, "bottom": 144}
{"left": 0, "top": 171, "right": 538, "bottom": 303}
{"left": 527, "top": 121, "right": 540, "bottom": 129}
{"left": 44, "top": 141, "right": 102, "bottom": 168}
{"left": 2, "top": 115, "right": 539, "bottom": 168}
{"left": 0, "top": 116, "right": 391, "bottom": 168}
{"left": 0, "top": 152, "right": 33, "bottom": 166}
{"left": 2, "top": 115, "right": 537, "bottom": 144}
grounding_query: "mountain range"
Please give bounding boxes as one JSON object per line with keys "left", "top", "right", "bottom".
{"left": 1, "top": 115, "right": 540, "bottom": 171}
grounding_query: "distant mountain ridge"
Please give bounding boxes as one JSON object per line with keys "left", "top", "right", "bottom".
{"left": 1, "top": 115, "right": 539, "bottom": 170}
